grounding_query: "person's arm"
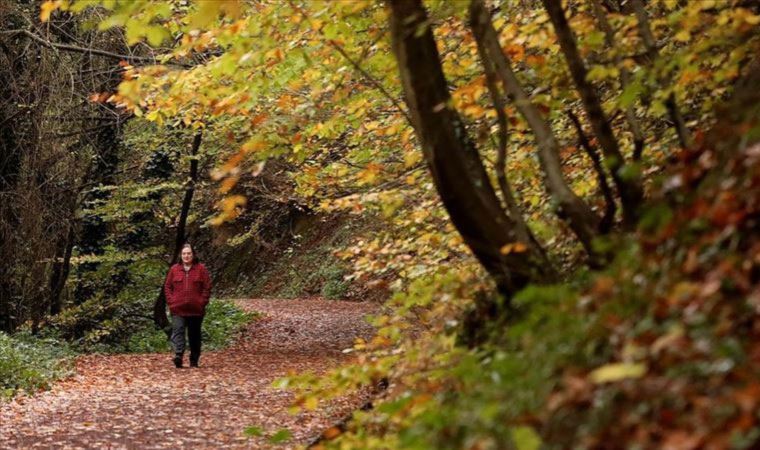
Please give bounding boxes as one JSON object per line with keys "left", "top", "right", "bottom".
{"left": 201, "top": 265, "right": 212, "bottom": 306}
{"left": 164, "top": 267, "right": 175, "bottom": 306}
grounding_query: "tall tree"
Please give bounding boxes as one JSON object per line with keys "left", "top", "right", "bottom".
{"left": 388, "top": 0, "right": 555, "bottom": 297}
{"left": 542, "top": 0, "right": 644, "bottom": 227}
{"left": 154, "top": 130, "right": 203, "bottom": 332}
{"left": 469, "top": 0, "right": 604, "bottom": 262}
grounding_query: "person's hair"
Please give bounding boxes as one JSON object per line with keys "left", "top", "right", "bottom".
{"left": 180, "top": 243, "right": 199, "bottom": 263}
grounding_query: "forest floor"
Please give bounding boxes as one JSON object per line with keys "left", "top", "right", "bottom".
{"left": 0, "top": 298, "right": 379, "bottom": 449}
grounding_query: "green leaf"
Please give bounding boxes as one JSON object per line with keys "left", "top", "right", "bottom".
{"left": 243, "top": 426, "right": 263, "bottom": 437}
{"left": 146, "top": 26, "right": 169, "bottom": 47}
{"left": 619, "top": 80, "right": 643, "bottom": 108}
{"left": 511, "top": 426, "right": 542, "bottom": 450}
{"left": 617, "top": 162, "right": 641, "bottom": 182}
{"left": 269, "top": 429, "right": 292, "bottom": 444}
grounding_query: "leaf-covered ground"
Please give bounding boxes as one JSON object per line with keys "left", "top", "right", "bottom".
{"left": 0, "top": 298, "right": 379, "bottom": 449}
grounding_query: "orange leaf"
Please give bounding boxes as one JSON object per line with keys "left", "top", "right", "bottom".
{"left": 322, "top": 427, "right": 342, "bottom": 440}
{"left": 40, "top": 0, "right": 61, "bottom": 22}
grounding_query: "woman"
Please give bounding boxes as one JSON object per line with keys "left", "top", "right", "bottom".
{"left": 164, "top": 243, "right": 212, "bottom": 368}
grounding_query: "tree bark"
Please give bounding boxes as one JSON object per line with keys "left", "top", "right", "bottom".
{"left": 542, "top": 0, "right": 644, "bottom": 227}
{"left": 387, "top": 0, "right": 555, "bottom": 297}
{"left": 472, "top": 14, "right": 545, "bottom": 255}
{"left": 49, "top": 224, "right": 75, "bottom": 315}
{"left": 153, "top": 130, "right": 203, "bottom": 332}
{"left": 469, "top": 0, "right": 602, "bottom": 259}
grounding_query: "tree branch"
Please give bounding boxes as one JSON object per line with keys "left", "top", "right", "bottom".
{"left": 469, "top": 0, "right": 602, "bottom": 260}
{"left": 1, "top": 29, "right": 191, "bottom": 68}
{"left": 589, "top": 0, "right": 645, "bottom": 160}
{"left": 567, "top": 110, "right": 616, "bottom": 234}
{"left": 630, "top": 0, "right": 692, "bottom": 151}
{"left": 328, "top": 41, "right": 413, "bottom": 127}
{"left": 473, "top": 13, "right": 545, "bottom": 255}
{"left": 542, "top": 0, "right": 643, "bottom": 227}
{"left": 286, "top": 1, "right": 413, "bottom": 127}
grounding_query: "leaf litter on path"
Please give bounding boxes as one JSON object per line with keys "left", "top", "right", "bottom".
{"left": 0, "top": 298, "right": 379, "bottom": 449}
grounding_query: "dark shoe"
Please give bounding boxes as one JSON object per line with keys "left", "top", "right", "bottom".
{"left": 173, "top": 354, "right": 183, "bottom": 368}
{"left": 189, "top": 358, "right": 199, "bottom": 368}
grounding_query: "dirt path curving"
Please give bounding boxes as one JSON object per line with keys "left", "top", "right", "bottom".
{"left": 0, "top": 298, "right": 379, "bottom": 449}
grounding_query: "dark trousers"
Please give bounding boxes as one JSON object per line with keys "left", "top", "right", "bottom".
{"left": 171, "top": 315, "right": 203, "bottom": 362}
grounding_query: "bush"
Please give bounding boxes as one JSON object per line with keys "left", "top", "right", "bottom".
{"left": 0, "top": 332, "right": 74, "bottom": 399}
{"left": 126, "top": 299, "right": 256, "bottom": 353}
{"left": 319, "top": 264, "right": 349, "bottom": 299}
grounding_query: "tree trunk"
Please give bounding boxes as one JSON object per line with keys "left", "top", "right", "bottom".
{"left": 567, "top": 110, "right": 616, "bottom": 235}
{"left": 542, "top": 0, "right": 644, "bottom": 227}
{"left": 153, "top": 130, "right": 203, "bottom": 333}
{"left": 589, "top": 0, "right": 645, "bottom": 160}
{"left": 472, "top": 10, "right": 546, "bottom": 256}
{"left": 630, "top": 0, "right": 693, "bottom": 151}
{"left": 388, "top": 0, "right": 555, "bottom": 297}
{"left": 49, "top": 224, "right": 75, "bottom": 315}
{"left": 469, "top": 0, "right": 603, "bottom": 261}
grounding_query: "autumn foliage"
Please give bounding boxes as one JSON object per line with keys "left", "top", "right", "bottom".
{"left": 1, "top": 0, "right": 759, "bottom": 448}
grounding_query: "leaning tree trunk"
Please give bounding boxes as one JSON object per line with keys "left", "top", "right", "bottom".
{"left": 469, "top": 0, "right": 604, "bottom": 263}
{"left": 387, "top": 0, "right": 555, "bottom": 297}
{"left": 542, "top": 0, "right": 644, "bottom": 227}
{"left": 472, "top": 9, "right": 545, "bottom": 256}
{"left": 153, "top": 130, "right": 202, "bottom": 333}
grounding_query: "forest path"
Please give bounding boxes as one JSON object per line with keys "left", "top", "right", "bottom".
{"left": 0, "top": 298, "right": 379, "bottom": 449}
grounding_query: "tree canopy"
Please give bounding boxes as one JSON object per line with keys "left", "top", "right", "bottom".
{"left": 1, "top": 0, "right": 759, "bottom": 447}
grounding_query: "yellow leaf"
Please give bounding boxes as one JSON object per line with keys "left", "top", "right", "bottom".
{"left": 674, "top": 30, "right": 690, "bottom": 42}
{"left": 190, "top": 1, "right": 222, "bottom": 29}
{"left": 241, "top": 139, "right": 266, "bottom": 154}
{"left": 511, "top": 426, "right": 542, "bottom": 450}
{"left": 589, "top": 362, "right": 646, "bottom": 384}
{"left": 357, "top": 163, "right": 383, "bottom": 185}
{"left": 404, "top": 151, "right": 422, "bottom": 168}
{"left": 304, "top": 396, "right": 319, "bottom": 410}
{"left": 462, "top": 104, "right": 487, "bottom": 118}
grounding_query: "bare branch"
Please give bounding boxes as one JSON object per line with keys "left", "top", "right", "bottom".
{"left": 567, "top": 110, "right": 616, "bottom": 234}
{"left": 1, "top": 29, "right": 191, "bottom": 68}
{"left": 328, "top": 40, "right": 413, "bottom": 127}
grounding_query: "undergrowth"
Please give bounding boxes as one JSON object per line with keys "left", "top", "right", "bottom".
{"left": 0, "top": 332, "right": 74, "bottom": 400}
{"left": 292, "top": 119, "right": 760, "bottom": 448}
{"left": 2, "top": 299, "right": 254, "bottom": 400}
{"left": 246, "top": 217, "right": 359, "bottom": 300}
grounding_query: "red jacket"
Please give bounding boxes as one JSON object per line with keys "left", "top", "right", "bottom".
{"left": 164, "top": 262, "right": 212, "bottom": 317}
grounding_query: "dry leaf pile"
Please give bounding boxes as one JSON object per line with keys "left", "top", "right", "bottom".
{"left": 0, "top": 298, "right": 378, "bottom": 449}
